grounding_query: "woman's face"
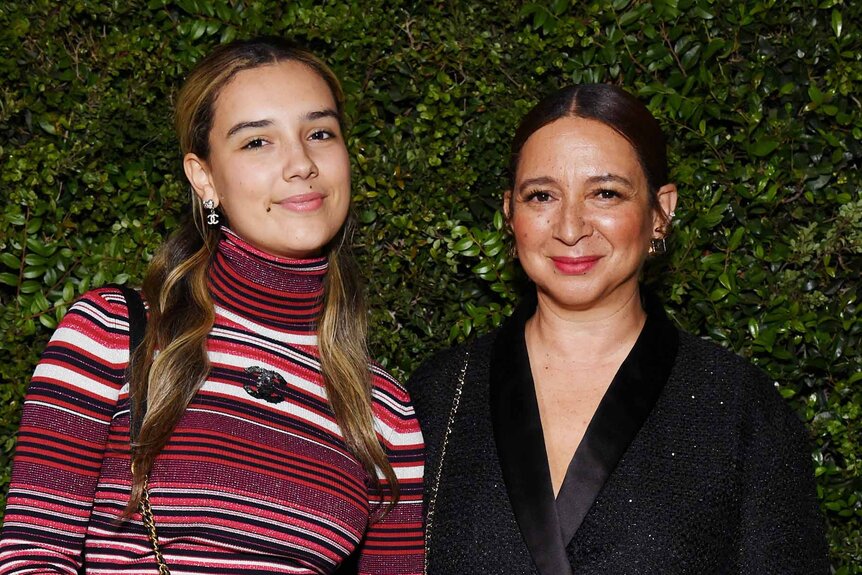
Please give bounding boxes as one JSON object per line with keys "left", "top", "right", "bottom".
{"left": 185, "top": 60, "right": 350, "bottom": 259}
{"left": 505, "top": 116, "right": 677, "bottom": 316}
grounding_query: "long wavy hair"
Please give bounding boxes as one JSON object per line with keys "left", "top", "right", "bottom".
{"left": 126, "top": 37, "right": 397, "bottom": 514}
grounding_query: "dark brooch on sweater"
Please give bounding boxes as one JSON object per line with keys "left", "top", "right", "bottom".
{"left": 243, "top": 366, "right": 288, "bottom": 403}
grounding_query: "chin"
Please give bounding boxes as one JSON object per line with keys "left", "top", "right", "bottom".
{"left": 279, "top": 248, "right": 324, "bottom": 259}
{"left": 264, "top": 230, "right": 334, "bottom": 258}
{"left": 278, "top": 239, "right": 332, "bottom": 259}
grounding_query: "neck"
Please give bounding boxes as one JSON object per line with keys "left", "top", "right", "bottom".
{"left": 208, "top": 228, "right": 328, "bottom": 332}
{"left": 526, "top": 286, "right": 646, "bottom": 369}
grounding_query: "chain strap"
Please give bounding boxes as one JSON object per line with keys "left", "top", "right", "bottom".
{"left": 423, "top": 349, "right": 469, "bottom": 575}
{"left": 119, "top": 287, "right": 169, "bottom": 574}
{"left": 139, "top": 475, "right": 171, "bottom": 575}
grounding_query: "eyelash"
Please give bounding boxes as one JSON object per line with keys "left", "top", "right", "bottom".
{"left": 523, "top": 189, "right": 625, "bottom": 205}
{"left": 241, "top": 129, "right": 335, "bottom": 150}
{"left": 309, "top": 129, "right": 335, "bottom": 141}
{"left": 525, "top": 190, "right": 553, "bottom": 202}
{"left": 241, "top": 138, "right": 267, "bottom": 150}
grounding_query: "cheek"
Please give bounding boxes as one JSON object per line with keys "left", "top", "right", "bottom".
{"left": 320, "top": 148, "right": 351, "bottom": 183}
{"left": 217, "top": 176, "right": 251, "bottom": 207}
{"left": 511, "top": 213, "right": 549, "bottom": 244}
{"left": 596, "top": 210, "right": 651, "bottom": 240}
{"left": 511, "top": 225, "right": 531, "bottom": 247}
{"left": 212, "top": 167, "right": 246, "bottom": 197}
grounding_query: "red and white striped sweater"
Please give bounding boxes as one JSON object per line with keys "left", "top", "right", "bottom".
{"left": 0, "top": 229, "right": 425, "bottom": 574}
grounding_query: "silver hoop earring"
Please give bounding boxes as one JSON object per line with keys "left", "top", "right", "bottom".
{"left": 203, "top": 199, "right": 219, "bottom": 226}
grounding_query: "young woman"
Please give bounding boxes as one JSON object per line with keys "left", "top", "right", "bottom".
{"left": 0, "top": 38, "right": 423, "bottom": 574}
{"left": 409, "top": 84, "right": 827, "bottom": 574}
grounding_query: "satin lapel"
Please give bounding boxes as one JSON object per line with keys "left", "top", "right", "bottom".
{"left": 555, "top": 289, "right": 680, "bottom": 547}
{"left": 490, "top": 290, "right": 574, "bottom": 575}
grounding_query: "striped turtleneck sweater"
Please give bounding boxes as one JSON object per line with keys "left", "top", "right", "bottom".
{"left": 0, "top": 228, "right": 425, "bottom": 574}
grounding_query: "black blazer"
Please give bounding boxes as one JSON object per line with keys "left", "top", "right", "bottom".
{"left": 408, "top": 289, "right": 828, "bottom": 574}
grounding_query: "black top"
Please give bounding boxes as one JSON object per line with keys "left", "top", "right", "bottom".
{"left": 408, "top": 288, "right": 828, "bottom": 574}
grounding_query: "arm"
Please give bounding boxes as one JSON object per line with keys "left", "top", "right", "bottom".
{"left": 737, "top": 373, "right": 829, "bottom": 574}
{"left": 356, "top": 372, "right": 424, "bottom": 575}
{"left": 0, "top": 289, "right": 131, "bottom": 574}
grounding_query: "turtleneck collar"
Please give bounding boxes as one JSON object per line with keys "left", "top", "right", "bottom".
{"left": 208, "top": 228, "right": 328, "bottom": 333}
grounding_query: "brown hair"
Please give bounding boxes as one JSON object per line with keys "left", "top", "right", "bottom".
{"left": 509, "top": 84, "right": 670, "bottom": 220}
{"left": 127, "top": 37, "right": 397, "bottom": 514}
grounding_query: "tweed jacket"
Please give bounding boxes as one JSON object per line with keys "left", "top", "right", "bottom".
{"left": 407, "top": 289, "right": 828, "bottom": 575}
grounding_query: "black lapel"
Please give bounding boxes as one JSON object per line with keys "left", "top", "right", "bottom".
{"left": 490, "top": 288, "right": 574, "bottom": 575}
{"left": 555, "top": 288, "right": 679, "bottom": 546}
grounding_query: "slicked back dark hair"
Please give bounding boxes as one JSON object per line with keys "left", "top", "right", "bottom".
{"left": 509, "top": 84, "right": 669, "bottom": 209}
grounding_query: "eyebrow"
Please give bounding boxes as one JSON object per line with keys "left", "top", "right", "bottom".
{"left": 586, "top": 173, "right": 635, "bottom": 187}
{"left": 226, "top": 119, "right": 272, "bottom": 138}
{"left": 306, "top": 108, "right": 339, "bottom": 122}
{"left": 225, "top": 108, "right": 340, "bottom": 138}
{"left": 517, "top": 173, "right": 634, "bottom": 193}
{"left": 517, "top": 176, "right": 556, "bottom": 193}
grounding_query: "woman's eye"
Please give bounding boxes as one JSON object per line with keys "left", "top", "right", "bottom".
{"left": 242, "top": 138, "right": 266, "bottom": 150}
{"left": 526, "top": 191, "right": 552, "bottom": 202}
{"left": 597, "top": 189, "right": 620, "bottom": 199}
{"left": 309, "top": 129, "right": 334, "bottom": 141}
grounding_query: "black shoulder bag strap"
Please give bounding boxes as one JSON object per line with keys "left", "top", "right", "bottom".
{"left": 113, "top": 285, "right": 170, "bottom": 574}
{"left": 114, "top": 285, "right": 147, "bottom": 442}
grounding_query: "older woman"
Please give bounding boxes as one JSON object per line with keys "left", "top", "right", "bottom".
{"left": 0, "top": 38, "right": 423, "bottom": 574}
{"left": 408, "top": 84, "right": 827, "bottom": 574}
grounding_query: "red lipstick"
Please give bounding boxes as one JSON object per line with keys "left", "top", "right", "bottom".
{"left": 551, "top": 256, "right": 602, "bottom": 275}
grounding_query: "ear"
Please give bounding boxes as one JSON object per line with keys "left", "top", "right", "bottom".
{"left": 184, "top": 153, "right": 217, "bottom": 204}
{"left": 503, "top": 190, "right": 513, "bottom": 222}
{"left": 653, "top": 183, "right": 678, "bottom": 237}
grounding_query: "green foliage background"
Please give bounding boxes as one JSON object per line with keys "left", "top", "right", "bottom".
{"left": 1, "top": 0, "right": 860, "bottom": 569}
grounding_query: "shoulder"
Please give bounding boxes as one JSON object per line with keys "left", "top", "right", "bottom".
{"left": 408, "top": 331, "right": 496, "bottom": 390}
{"left": 31, "top": 287, "right": 142, "bottom": 393}
{"left": 404, "top": 331, "right": 496, "bottom": 430}
{"left": 675, "top": 331, "right": 768, "bottom": 382}
{"left": 675, "top": 331, "right": 777, "bottom": 396}
{"left": 49, "top": 285, "right": 150, "bottom": 354}
{"left": 673, "top": 330, "right": 806, "bottom": 436}
{"left": 368, "top": 362, "right": 423, "bottom": 448}
{"left": 59, "top": 286, "right": 139, "bottom": 333}
{"left": 369, "top": 362, "right": 411, "bottom": 415}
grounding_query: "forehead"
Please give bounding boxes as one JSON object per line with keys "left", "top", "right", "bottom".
{"left": 211, "top": 61, "right": 336, "bottom": 125}
{"left": 517, "top": 116, "right": 644, "bottom": 180}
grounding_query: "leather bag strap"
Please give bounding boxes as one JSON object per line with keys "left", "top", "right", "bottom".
{"left": 113, "top": 284, "right": 147, "bottom": 441}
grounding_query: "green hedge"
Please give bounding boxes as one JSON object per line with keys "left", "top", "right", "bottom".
{"left": 1, "top": 0, "right": 859, "bottom": 570}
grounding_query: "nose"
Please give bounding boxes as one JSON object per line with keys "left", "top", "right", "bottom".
{"left": 282, "top": 141, "right": 318, "bottom": 181}
{"left": 553, "top": 198, "right": 593, "bottom": 245}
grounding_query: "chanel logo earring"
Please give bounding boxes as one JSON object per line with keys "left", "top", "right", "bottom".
{"left": 203, "top": 199, "right": 219, "bottom": 226}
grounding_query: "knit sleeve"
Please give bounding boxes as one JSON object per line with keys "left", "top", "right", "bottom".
{"left": 355, "top": 368, "right": 425, "bottom": 575}
{"left": 0, "top": 288, "right": 132, "bottom": 574}
{"left": 736, "top": 371, "right": 829, "bottom": 574}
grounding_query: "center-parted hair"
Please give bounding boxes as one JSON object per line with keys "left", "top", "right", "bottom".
{"left": 175, "top": 38, "right": 345, "bottom": 161}
{"left": 509, "top": 84, "right": 670, "bottom": 213}
{"left": 128, "top": 37, "right": 398, "bottom": 514}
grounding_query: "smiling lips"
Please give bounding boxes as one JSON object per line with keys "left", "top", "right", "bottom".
{"left": 550, "top": 256, "right": 602, "bottom": 274}
{"left": 277, "top": 192, "right": 325, "bottom": 212}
